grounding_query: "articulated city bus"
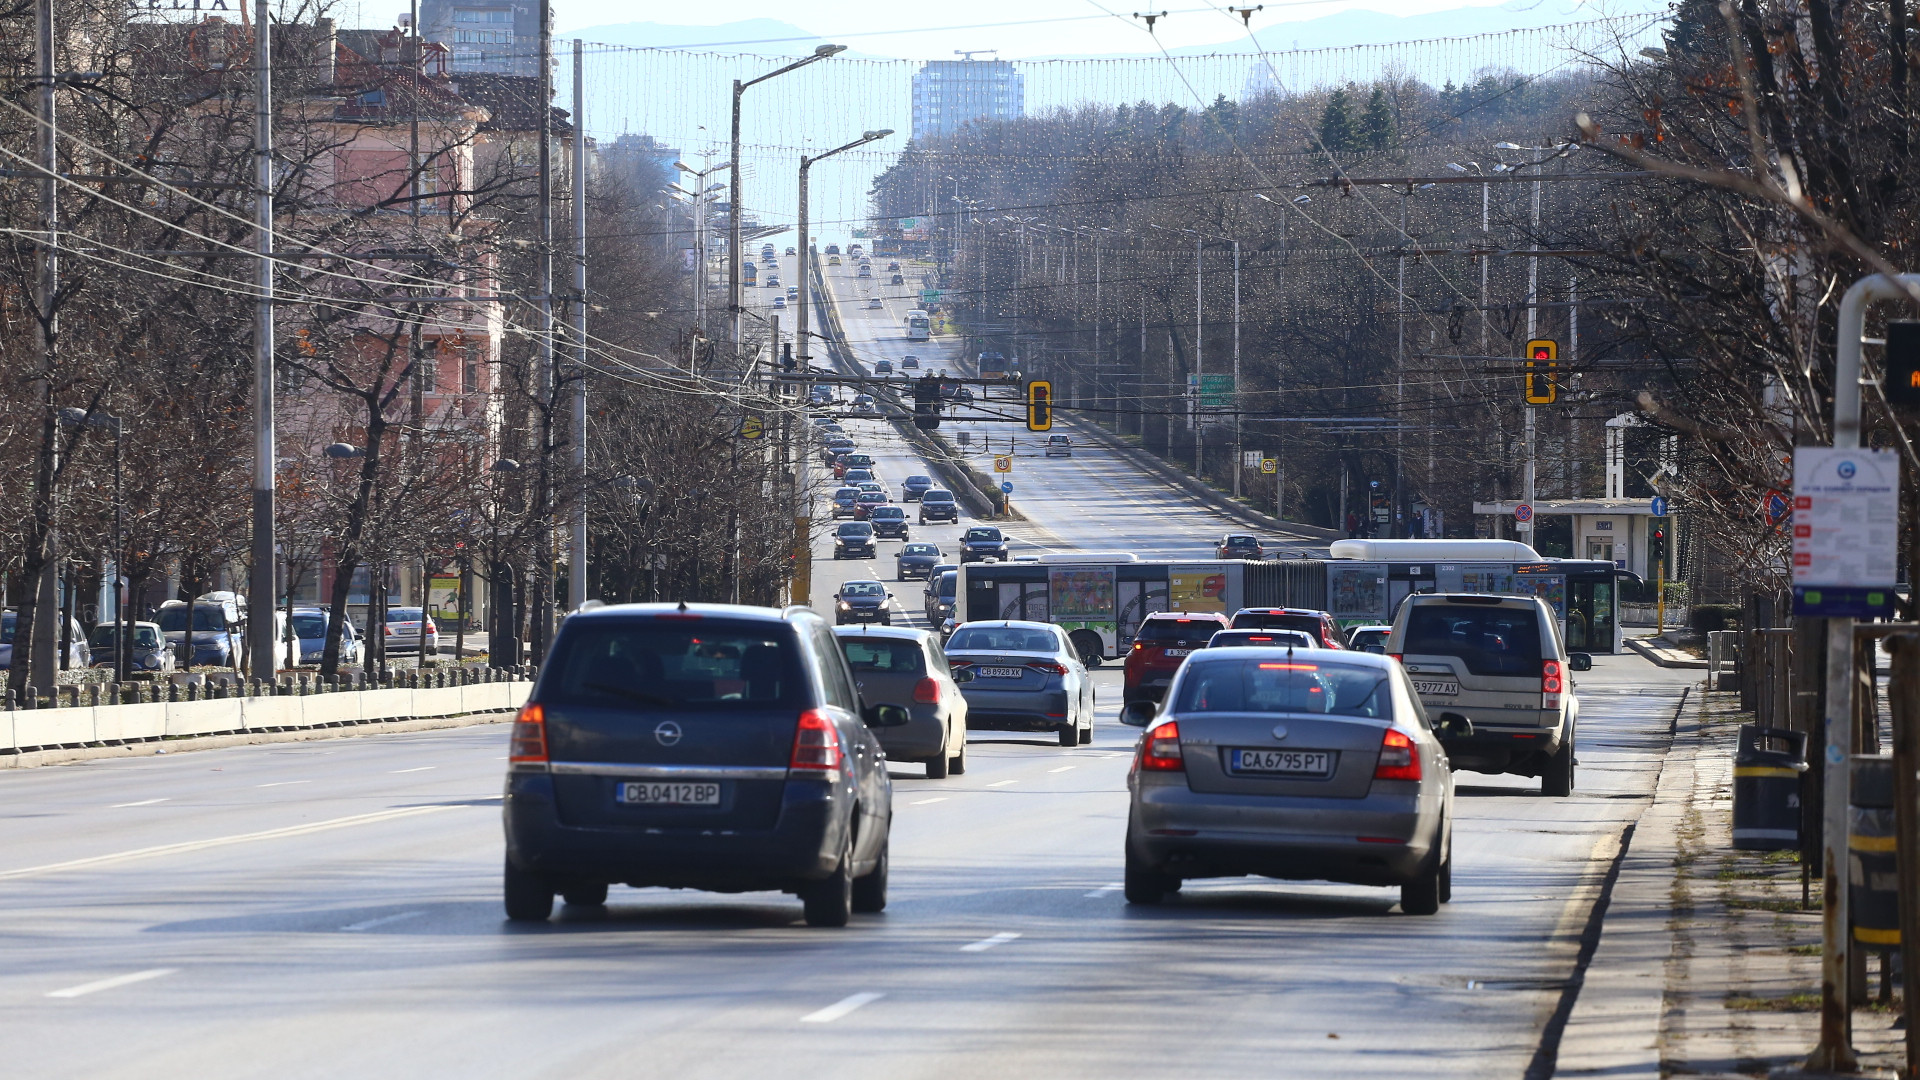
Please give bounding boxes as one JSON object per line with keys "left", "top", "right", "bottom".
{"left": 956, "top": 539, "right": 1630, "bottom": 663}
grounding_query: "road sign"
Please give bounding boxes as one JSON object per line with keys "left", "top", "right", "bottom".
{"left": 1649, "top": 495, "right": 1668, "bottom": 517}
{"left": 993, "top": 455, "right": 1012, "bottom": 473}
{"left": 1792, "top": 447, "right": 1899, "bottom": 616}
{"left": 1001, "top": 481, "right": 1014, "bottom": 494}
{"left": 921, "top": 289, "right": 943, "bottom": 305}
{"left": 739, "top": 415, "right": 765, "bottom": 440}
{"left": 957, "top": 431, "right": 970, "bottom": 446}
{"left": 1241, "top": 451, "right": 1263, "bottom": 469}
{"left": 1260, "top": 458, "right": 1277, "bottom": 475}
{"left": 1514, "top": 503, "right": 1534, "bottom": 523}
{"left": 1762, "top": 489, "right": 1790, "bottom": 526}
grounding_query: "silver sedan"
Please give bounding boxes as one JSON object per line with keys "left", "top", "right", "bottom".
{"left": 1120, "top": 648, "right": 1462, "bottom": 914}
{"left": 944, "top": 620, "right": 1095, "bottom": 748}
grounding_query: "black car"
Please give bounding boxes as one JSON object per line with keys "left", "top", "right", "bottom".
{"left": 835, "top": 580, "right": 893, "bottom": 625}
{"left": 901, "top": 474, "right": 934, "bottom": 502}
{"left": 501, "top": 602, "right": 903, "bottom": 927}
{"left": 924, "top": 569, "right": 958, "bottom": 624}
{"left": 919, "top": 489, "right": 958, "bottom": 523}
{"left": 868, "top": 505, "right": 911, "bottom": 539}
{"left": 958, "top": 525, "right": 1009, "bottom": 564}
{"left": 833, "top": 521, "right": 876, "bottom": 559}
{"left": 1216, "top": 534, "right": 1264, "bottom": 560}
{"left": 896, "top": 542, "right": 942, "bottom": 580}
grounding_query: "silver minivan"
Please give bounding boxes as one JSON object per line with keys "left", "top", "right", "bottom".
{"left": 1384, "top": 594, "right": 1588, "bottom": 796}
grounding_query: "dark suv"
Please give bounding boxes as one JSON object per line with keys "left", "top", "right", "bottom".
{"left": 1229, "top": 607, "right": 1345, "bottom": 649}
{"left": 501, "top": 603, "right": 905, "bottom": 927}
{"left": 958, "top": 525, "right": 1009, "bottom": 563}
{"left": 919, "top": 490, "right": 958, "bottom": 524}
{"left": 1122, "top": 612, "right": 1231, "bottom": 704}
{"left": 833, "top": 522, "right": 877, "bottom": 559}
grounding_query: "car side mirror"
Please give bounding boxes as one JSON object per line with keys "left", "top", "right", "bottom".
{"left": 1568, "top": 653, "right": 1593, "bottom": 672}
{"left": 1364, "top": 644, "right": 1385, "bottom": 654}
{"left": 865, "top": 703, "right": 911, "bottom": 728}
{"left": 1435, "top": 713, "right": 1474, "bottom": 740}
{"left": 951, "top": 667, "right": 976, "bottom": 684}
{"left": 1119, "top": 701, "right": 1157, "bottom": 727}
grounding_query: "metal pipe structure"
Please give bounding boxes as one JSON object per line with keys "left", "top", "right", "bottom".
{"left": 531, "top": 0, "right": 554, "bottom": 662}
{"left": 30, "top": 0, "right": 59, "bottom": 693}
{"left": 568, "top": 39, "right": 588, "bottom": 614}
{"left": 247, "top": 0, "right": 276, "bottom": 682}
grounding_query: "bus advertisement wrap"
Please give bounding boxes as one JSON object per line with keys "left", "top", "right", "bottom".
{"left": 1049, "top": 567, "right": 1116, "bottom": 636}
{"left": 1168, "top": 567, "right": 1229, "bottom": 613}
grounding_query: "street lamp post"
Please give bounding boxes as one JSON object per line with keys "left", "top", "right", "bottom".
{"left": 797, "top": 129, "right": 893, "bottom": 369}
{"left": 673, "top": 161, "right": 730, "bottom": 329}
{"left": 728, "top": 45, "right": 845, "bottom": 362}
{"left": 58, "top": 408, "right": 124, "bottom": 681}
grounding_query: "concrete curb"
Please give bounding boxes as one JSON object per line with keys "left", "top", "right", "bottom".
{"left": 1624, "top": 636, "right": 1709, "bottom": 669}
{"left": 0, "top": 708, "right": 513, "bottom": 769}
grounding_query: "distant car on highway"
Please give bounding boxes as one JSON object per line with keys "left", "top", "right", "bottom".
{"left": 851, "top": 395, "right": 877, "bottom": 415}
{"left": 957, "top": 525, "right": 1008, "bottom": 563}
{"left": 787, "top": 286, "right": 798, "bottom": 298}
{"left": 835, "top": 452, "right": 873, "bottom": 479}
{"left": 865, "top": 293, "right": 881, "bottom": 304}
{"left": 825, "top": 244, "right": 840, "bottom": 254}
{"left": 833, "top": 521, "right": 877, "bottom": 559}
{"left": 875, "top": 359, "right": 892, "bottom": 374}
{"left": 895, "top": 542, "right": 942, "bottom": 580}
{"left": 1119, "top": 647, "right": 1457, "bottom": 914}
{"left": 785, "top": 246, "right": 797, "bottom": 255}
{"left": 830, "top": 486, "right": 861, "bottom": 519}
{"left": 1123, "top": 612, "right": 1231, "bottom": 704}
{"left": 834, "top": 624, "right": 969, "bottom": 777}
{"left": 901, "top": 355, "right": 919, "bottom": 369}
{"left": 918, "top": 489, "right": 958, "bottom": 523}
{"left": 1043, "top": 435, "right": 1071, "bottom": 458}
{"left": 1205, "top": 628, "right": 1315, "bottom": 650}
{"left": 828, "top": 255, "right": 842, "bottom": 266}
{"left": 868, "top": 505, "right": 910, "bottom": 539}
{"left": 843, "top": 469, "right": 876, "bottom": 487}
{"left": 901, "top": 474, "right": 933, "bottom": 501}
{"left": 944, "top": 620, "right": 1095, "bottom": 747}
{"left": 834, "top": 580, "right": 894, "bottom": 625}
{"left": 501, "top": 602, "right": 902, "bottom": 926}
{"left": 887, "top": 260, "right": 900, "bottom": 271}
{"left": 1229, "top": 607, "right": 1345, "bottom": 649}
{"left": 1217, "top": 534, "right": 1264, "bottom": 560}
{"left": 855, "top": 481, "right": 885, "bottom": 496}
{"left": 772, "top": 296, "right": 786, "bottom": 309}
{"left": 853, "top": 490, "right": 890, "bottom": 519}
{"left": 890, "top": 274, "right": 904, "bottom": 285}
{"left": 1346, "top": 624, "right": 1393, "bottom": 652}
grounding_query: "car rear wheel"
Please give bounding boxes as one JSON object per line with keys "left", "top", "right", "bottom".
{"left": 1542, "top": 725, "right": 1575, "bottom": 797}
{"left": 801, "top": 837, "right": 854, "bottom": 927}
{"left": 926, "top": 740, "right": 950, "bottom": 779}
{"left": 1058, "top": 724, "right": 1079, "bottom": 747}
{"left": 1079, "top": 718, "right": 1093, "bottom": 745}
{"left": 503, "top": 860, "right": 554, "bottom": 922}
{"left": 1401, "top": 847, "right": 1447, "bottom": 916}
{"left": 1124, "top": 841, "right": 1174, "bottom": 905}
{"left": 950, "top": 738, "right": 967, "bottom": 775}
{"left": 562, "top": 881, "right": 608, "bottom": 907}
{"left": 851, "top": 838, "right": 889, "bottom": 914}
{"left": 1070, "top": 630, "right": 1104, "bottom": 668}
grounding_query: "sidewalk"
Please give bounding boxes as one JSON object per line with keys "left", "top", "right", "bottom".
{"left": 1557, "top": 686, "right": 1906, "bottom": 1077}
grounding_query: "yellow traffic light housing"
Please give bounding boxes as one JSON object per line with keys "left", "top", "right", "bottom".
{"left": 1027, "top": 380, "right": 1053, "bottom": 431}
{"left": 1524, "top": 339, "right": 1558, "bottom": 405}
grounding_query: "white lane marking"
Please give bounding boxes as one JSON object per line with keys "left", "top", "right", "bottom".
{"left": 801, "top": 991, "right": 884, "bottom": 1023}
{"left": 390, "top": 767, "right": 436, "bottom": 774}
{"left": 0, "top": 804, "right": 459, "bottom": 881}
{"left": 1049, "top": 766, "right": 1077, "bottom": 774}
{"left": 341, "top": 910, "right": 425, "bottom": 932}
{"left": 48, "top": 968, "right": 178, "bottom": 999}
{"left": 111, "top": 798, "right": 169, "bottom": 808}
{"left": 986, "top": 779, "right": 1017, "bottom": 788}
{"left": 256, "top": 780, "right": 310, "bottom": 788}
{"left": 910, "top": 797, "right": 948, "bottom": 806}
{"left": 960, "top": 931, "right": 1022, "bottom": 953}
{"left": 1084, "top": 882, "right": 1123, "bottom": 898}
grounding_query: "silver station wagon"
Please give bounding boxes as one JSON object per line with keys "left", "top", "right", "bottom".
{"left": 1121, "top": 648, "right": 1463, "bottom": 915}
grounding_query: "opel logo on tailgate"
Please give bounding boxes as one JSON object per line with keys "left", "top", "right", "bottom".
{"left": 654, "top": 721, "right": 683, "bottom": 747}
{"left": 1270, "top": 724, "right": 1289, "bottom": 741}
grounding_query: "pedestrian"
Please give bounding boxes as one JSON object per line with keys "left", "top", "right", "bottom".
{"left": 1346, "top": 511, "right": 1360, "bottom": 538}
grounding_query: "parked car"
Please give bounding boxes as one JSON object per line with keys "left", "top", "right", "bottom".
{"left": 1229, "top": 607, "right": 1346, "bottom": 649}
{"left": 1205, "top": 628, "right": 1315, "bottom": 650}
{"left": 156, "top": 595, "right": 244, "bottom": 668}
{"left": 1346, "top": 624, "right": 1394, "bottom": 652}
{"left": 868, "top": 505, "right": 910, "bottom": 539}
{"left": 383, "top": 607, "right": 439, "bottom": 655}
{"left": 835, "top": 625, "right": 969, "bottom": 778}
{"left": 833, "top": 521, "right": 877, "bottom": 560}
{"left": 1385, "top": 593, "right": 1588, "bottom": 796}
{"left": 291, "top": 606, "right": 362, "bottom": 665}
{"left": 1043, "top": 435, "right": 1072, "bottom": 458}
{"left": 0, "top": 611, "right": 93, "bottom": 671}
{"left": 834, "top": 580, "right": 894, "bottom": 626}
{"left": 895, "top": 542, "right": 943, "bottom": 580}
{"left": 1119, "top": 647, "right": 1459, "bottom": 914}
{"left": 501, "top": 602, "right": 903, "bottom": 926}
{"left": 924, "top": 568, "right": 958, "bottom": 625}
{"left": 901, "top": 474, "right": 934, "bottom": 502}
{"left": 1123, "top": 612, "right": 1232, "bottom": 704}
{"left": 1217, "top": 534, "right": 1264, "bottom": 560}
{"left": 919, "top": 490, "right": 959, "bottom": 524}
{"left": 87, "top": 620, "right": 175, "bottom": 674}
{"left": 944, "top": 620, "right": 1095, "bottom": 747}
{"left": 957, "top": 525, "right": 1009, "bottom": 563}
{"left": 853, "top": 491, "right": 890, "bottom": 520}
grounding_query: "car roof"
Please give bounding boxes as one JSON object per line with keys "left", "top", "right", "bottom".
{"left": 952, "top": 620, "right": 1057, "bottom": 631}
{"left": 1145, "top": 611, "right": 1229, "bottom": 622}
{"left": 1401, "top": 593, "right": 1545, "bottom": 608}
{"left": 1235, "top": 607, "right": 1330, "bottom": 616}
{"left": 562, "top": 602, "right": 812, "bottom": 626}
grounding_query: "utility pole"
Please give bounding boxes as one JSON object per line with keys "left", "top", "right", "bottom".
{"left": 405, "top": 0, "right": 427, "bottom": 657}
{"left": 1521, "top": 148, "right": 1543, "bottom": 544}
{"left": 1193, "top": 237, "right": 1203, "bottom": 474}
{"left": 1230, "top": 238, "right": 1241, "bottom": 499}
{"left": 28, "top": 0, "right": 60, "bottom": 694}
{"left": 1395, "top": 192, "right": 1407, "bottom": 540}
{"left": 531, "top": 0, "right": 554, "bottom": 662}
{"left": 568, "top": 38, "right": 588, "bottom": 613}
{"left": 247, "top": 0, "right": 279, "bottom": 682}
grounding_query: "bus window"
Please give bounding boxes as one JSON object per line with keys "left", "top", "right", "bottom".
{"left": 1566, "top": 580, "right": 1615, "bottom": 652}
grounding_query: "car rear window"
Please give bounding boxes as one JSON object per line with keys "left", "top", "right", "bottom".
{"left": 935, "top": 571, "right": 956, "bottom": 597}
{"left": 1174, "top": 658, "right": 1390, "bottom": 718}
{"left": 947, "top": 626, "right": 1057, "bottom": 653}
{"left": 839, "top": 639, "right": 926, "bottom": 674}
{"left": 545, "top": 620, "right": 801, "bottom": 711}
{"left": 1207, "top": 629, "right": 1313, "bottom": 648}
{"left": 924, "top": 491, "right": 953, "bottom": 502}
{"left": 1230, "top": 611, "right": 1323, "bottom": 640}
{"left": 1135, "top": 618, "right": 1223, "bottom": 643}
{"left": 1403, "top": 606, "right": 1543, "bottom": 676}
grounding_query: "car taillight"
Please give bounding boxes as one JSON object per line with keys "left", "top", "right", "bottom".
{"left": 1137, "top": 721, "right": 1184, "bottom": 772}
{"left": 508, "top": 703, "right": 548, "bottom": 766}
{"left": 1387, "top": 653, "right": 1402, "bottom": 663}
{"left": 384, "top": 625, "right": 394, "bottom": 635}
{"left": 1027, "top": 660, "right": 1068, "bottom": 675}
{"left": 913, "top": 677, "right": 941, "bottom": 704}
{"left": 1542, "top": 659, "right": 1564, "bottom": 709}
{"left": 790, "top": 708, "right": 843, "bottom": 772}
{"left": 1374, "top": 727, "right": 1421, "bottom": 782}
{"left": 1131, "top": 642, "right": 1144, "bottom": 652}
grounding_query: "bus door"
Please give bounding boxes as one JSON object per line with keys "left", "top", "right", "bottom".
{"left": 996, "top": 581, "right": 1049, "bottom": 622}
{"left": 1386, "top": 563, "right": 1438, "bottom": 618}
{"left": 1565, "top": 570, "right": 1618, "bottom": 653}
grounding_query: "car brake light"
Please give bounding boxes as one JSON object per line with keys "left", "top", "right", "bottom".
{"left": 1131, "top": 641, "right": 1144, "bottom": 652}
{"left": 508, "top": 703, "right": 548, "bottom": 766}
{"left": 1374, "top": 727, "right": 1421, "bottom": 782}
{"left": 1542, "top": 659, "right": 1564, "bottom": 709}
{"left": 913, "top": 677, "right": 941, "bottom": 704}
{"left": 790, "top": 708, "right": 843, "bottom": 772}
{"left": 1387, "top": 653, "right": 1402, "bottom": 663}
{"left": 1137, "top": 720, "right": 1184, "bottom": 772}
{"left": 1027, "top": 660, "right": 1068, "bottom": 675}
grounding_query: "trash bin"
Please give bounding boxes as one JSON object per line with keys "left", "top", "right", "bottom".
{"left": 1732, "top": 724, "right": 1807, "bottom": 850}
{"left": 1849, "top": 754, "right": 1900, "bottom": 947}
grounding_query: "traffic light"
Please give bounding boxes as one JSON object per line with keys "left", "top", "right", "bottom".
{"left": 1524, "top": 338, "right": 1558, "bottom": 405}
{"left": 913, "top": 373, "right": 942, "bottom": 431}
{"left": 1887, "top": 322, "right": 1920, "bottom": 407}
{"left": 1027, "top": 380, "right": 1053, "bottom": 431}
{"left": 1648, "top": 525, "right": 1666, "bottom": 567}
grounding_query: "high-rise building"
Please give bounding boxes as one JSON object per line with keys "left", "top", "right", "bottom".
{"left": 418, "top": 0, "right": 535, "bottom": 75}
{"left": 910, "top": 58, "right": 1024, "bottom": 143}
